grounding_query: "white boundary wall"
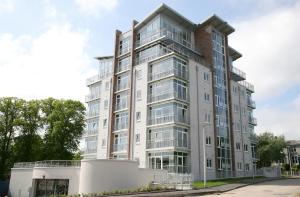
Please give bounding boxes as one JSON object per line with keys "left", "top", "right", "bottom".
{"left": 9, "top": 159, "right": 167, "bottom": 197}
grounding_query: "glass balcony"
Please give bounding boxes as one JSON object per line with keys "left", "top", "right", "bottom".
{"left": 239, "top": 81, "right": 255, "bottom": 93}
{"left": 146, "top": 139, "right": 188, "bottom": 149}
{"left": 148, "top": 114, "right": 189, "bottom": 125}
{"left": 116, "top": 83, "right": 129, "bottom": 92}
{"left": 85, "top": 94, "right": 100, "bottom": 102}
{"left": 113, "top": 143, "right": 128, "bottom": 152}
{"left": 148, "top": 91, "right": 188, "bottom": 103}
{"left": 149, "top": 68, "right": 188, "bottom": 82}
{"left": 86, "top": 73, "right": 111, "bottom": 86}
{"left": 114, "top": 122, "right": 128, "bottom": 131}
{"left": 249, "top": 117, "right": 257, "bottom": 126}
{"left": 247, "top": 99, "right": 256, "bottom": 109}
{"left": 231, "top": 66, "right": 246, "bottom": 81}
{"left": 83, "top": 129, "right": 98, "bottom": 137}
{"left": 116, "top": 100, "right": 128, "bottom": 111}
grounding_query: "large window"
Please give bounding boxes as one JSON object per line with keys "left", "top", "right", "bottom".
{"left": 85, "top": 118, "right": 99, "bottom": 135}
{"left": 34, "top": 179, "right": 69, "bottom": 197}
{"left": 84, "top": 136, "right": 98, "bottom": 154}
{"left": 116, "top": 92, "right": 128, "bottom": 111}
{"left": 119, "top": 35, "right": 131, "bottom": 55}
{"left": 113, "top": 132, "right": 128, "bottom": 152}
{"left": 117, "top": 56, "right": 130, "bottom": 73}
{"left": 117, "top": 73, "right": 129, "bottom": 91}
{"left": 87, "top": 100, "right": 100, "bottom": 117}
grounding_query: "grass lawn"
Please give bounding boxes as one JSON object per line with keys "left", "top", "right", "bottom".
{"left": 193, "top": 176, "right": 265, "bottom": 189}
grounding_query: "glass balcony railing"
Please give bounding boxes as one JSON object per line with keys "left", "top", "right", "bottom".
{"left": 135, "top": 28, "right": 194, "bottom": 51}
{"left": 113, "top": 143, "right": 128, "bottom": 152}
{"left": 86, "top": 111, "right": 100, "bottom": 118}
{"left": 85, "top": 94, "right": 100, "bottom": 102}
{"left": 148, "top": 91, "right": 188, "bottom": 103}
{"left": 231, "top": 66, "right": 246, "bottom": 81}
{"left": 86, "top": 72, "right": 111, "bottom": 86}
{"left": 116, "top": 83, "right": 129, "bottom": 92}
{"left": 114, "top": 122, "right": 128, "bottom": 131}
{"left": 146, "top": 139, "right": 188, "bottom": 149}
{"left": 247, "top": 99, "right": 256, "bottom": 109}
{"left": 83, "top": 129, "right": 98, "bottom": 137}
{"left": 149, "top": 68, "right": 188, "bottom": 82}
{"left": 115, "top": 101, "right": 128, "bottom": 111}
{"left": 239, "top": 81, "right": 255, "bottom": 93}
{"left": 148, "top": 114, "right": 189, "bottom": 125}
{"left": 249, "top": 117, "right": 257, "bottom": 125}
{"left": 84, "top": 148, "right": 97, "bottom": 154}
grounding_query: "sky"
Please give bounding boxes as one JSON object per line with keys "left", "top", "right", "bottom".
{"left": 0, "top": 0, "right": 299, "bottom": 140}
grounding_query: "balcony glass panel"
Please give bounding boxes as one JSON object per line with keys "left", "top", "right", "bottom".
{"left": 113, "top": 132, "right": 128, "bottom": 152}
{"left": 116, "top": 73, "right": 129, "bottom": 91}
{"left": 116, "top": 92, "right": 128, "bottom": 111}
{"left": 146, "top": 126, "right": 188, "bottom": 149}
{"left": 84, "top": 136, "right": 97, "bottom": 154}
{"left": 148, "top": 79, "right": 188, "bottom": 103}
{"left": 114, "top": 112, "right": 128, "bottom": 131}
{"left": 149, "top": 56, "right": 188, "bottom": 81}
{"left": 117, "top": 56, "right": 130, "bottom": 73}
{"left": 119, "top": 35, "right": 131, "bottom": 55}
{"left": 148, "top": 102, "right": 189, "bottom": 125}
{"left": 85, "top": 118, "right": 99, "bottom": 136}
{"left": 87, "top": 100, "right": 100, "bottom": 118}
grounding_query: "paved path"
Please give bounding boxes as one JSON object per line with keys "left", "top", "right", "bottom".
{"left": 196, "top": 178, "right": 300, "bottom": 197}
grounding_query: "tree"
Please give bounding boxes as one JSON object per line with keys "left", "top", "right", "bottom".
{"left": 0, "top": 97, "right": 22, "bottom": 180}
{"left": 13, "top": 100, "right": 43, "bottom": 162}
{"left": 41, "top": 98, "right": 85, "bottom": 160}
{"left": 257, "top": 132, "right": 286, "bottom": 167}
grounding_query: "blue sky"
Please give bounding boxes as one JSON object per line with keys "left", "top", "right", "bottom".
{"left": 0, "top": 0, "right": 300, "bottom": 139}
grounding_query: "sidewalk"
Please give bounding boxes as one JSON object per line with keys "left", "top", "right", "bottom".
{"left": 123, "top": 178, "right": 282, "bottom": 197}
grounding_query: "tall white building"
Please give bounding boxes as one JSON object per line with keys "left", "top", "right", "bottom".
{"left": 82, "top": 4, "right": 258, "bottom": 180}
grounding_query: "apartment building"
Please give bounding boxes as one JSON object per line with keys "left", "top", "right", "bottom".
{"left": 82, "top": 4, "right": 258, "bottom": 180}
{"left": 285, "top": 140, "right": 300, "bottom": 166}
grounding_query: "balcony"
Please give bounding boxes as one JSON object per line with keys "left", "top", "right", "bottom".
{"left": 250, "top": 133, "right": 258, "bottom": 143}
{"left": 231, "top": 66, "right": 246, "bottom": 81}
{"left": 113, "top": 143, "right": 127, "bottom": 152}
{"left": 83, "top": 148, "right": 97, "bottom": 154}
{"left": 83, "top": 129, "right": 98, "bottom": 137}
{"left": 146, "top": 139, "right": 188, "bottom": 149}
{"left": 148, "top": 91, "right": 188, "bottom": 103}
{"left": 86, "top": 72, "right": 111, "bottom": 86}
{"left": 13, "top": 160, "right": 81, "bottom": 168}
{"left": 148, "top": 114, "right": 189, "bottom": 126}
{"left": 114, "top": 122, "right": 128, "bottom": 131}
{"left": 249, "top": 117, "right": 257, "bottom": 126}
{"left": 135, "top": 28, "right": 194, "bottom": 51}
{"left": 116, "top": 83, "right": 129, "bottom": 92}
{"left": 239, "top": 81, "right": 255, "bottom": 93}
{"left": 85, "top": 94, "right": 100, "bottom": 102}
{"left": 247, "top": 99, "right": 256, "bottom": 109}
{"left": 115, "top": 101, "right": 128, "bottom": 111}
{"left": 149, "top": 68, "right": 188, "bottom": 82}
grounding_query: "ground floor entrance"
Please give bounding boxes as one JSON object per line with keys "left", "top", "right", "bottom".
{"left": 33, "top": 179, "right": 69, "bottom": 197}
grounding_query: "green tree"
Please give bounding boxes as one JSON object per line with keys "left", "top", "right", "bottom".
{"left": 41, "top": 98, "right": 85, "bottom": 160}
{"left": 13, "top": 100, "right": 43, "bottom": 162}
{"left": 257, "top": 132, "right": 286, "bottom": 167}
{"left": 0, "top": 97, "right": 22, "bottom": 180}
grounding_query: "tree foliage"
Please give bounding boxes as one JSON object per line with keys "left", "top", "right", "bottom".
{"left": 0, "top": 97, "right": 85, "bottom": 180}
{"left": 257, "top": 132, "right": 286, "bottom": 167}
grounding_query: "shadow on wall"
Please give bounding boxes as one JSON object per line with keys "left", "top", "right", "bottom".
{"left": 0, "top": 181, "right": 9, "bottom": 196}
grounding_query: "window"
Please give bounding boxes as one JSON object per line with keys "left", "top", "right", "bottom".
{"left": 237, "top": 162, "right": 242, "bottom": 170}
{"left": 204, "top": 72, "right": 209, "bottom": 81}
{"left": 136, "top": 70, "right": 142, "bottom": 79}
{"left": 234, "top": 104, "right": 239, "bottom": 112}
{"left": 136, "top": 112, "right": 141, "bottom": 121}
{"left": 135, "top": 133, "right": 140, "bottom": 143}
{"left": 204, "top": 93, "right": 210, "bottom": 102}
{"left": 137, "top": 90, "right": 142, "bottom": 100}
{"left": 103, "top": 119, "right": 107, "bottom": 128}
{"left": 104, "top": 99, "right": 108, "bottom": 109}
{"left": 236, "top": 143, "right": 241, "bottom": 150}
{"left": 244, "top": 144, "right": 248, "bottom": 151}
{"left": 105, "top": 81, "right": 110, "bottom": 91}
{"left": 205, "top": 113, "right": 211, "bottom": 123}
{"left": 207, "top": 159, "right": 212, "bottom": 168}
{"left": 206, "top": 136, "right": 211, "bottom": 145}
{"left": 245, "top": 163, "right": 250, "bottom": 171}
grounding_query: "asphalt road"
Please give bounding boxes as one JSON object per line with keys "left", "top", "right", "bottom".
{"left": 198, "top": 178, "right": 300, "bottom": 197}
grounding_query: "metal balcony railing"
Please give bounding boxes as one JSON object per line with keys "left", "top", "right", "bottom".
{"left": 13, "top": 160, "right": 81, "bottom": 168}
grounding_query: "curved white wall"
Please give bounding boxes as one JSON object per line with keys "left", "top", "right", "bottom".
{"left": 79, "top": 159, "right": 154, "bottom": 194}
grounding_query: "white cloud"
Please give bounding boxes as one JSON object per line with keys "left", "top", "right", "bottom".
{"left": 229, "top": 1, "right": 300, "bottom": 139}
{"left": 0, "top": 0, "right": 14, "bottom": 12}
{"left": 74, "top": 0, "right": 118, "bottom": 15}
{"left": 255, "top": 95, "right": 300, "bottom": 140}
{"left": 0, "top": 23, "right": 96, "bottom": 101}
{"left": 230, "top": 1, "right": 300, "bottom": 101}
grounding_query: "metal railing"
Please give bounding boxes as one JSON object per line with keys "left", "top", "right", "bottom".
{"left": 13, "top": 160, "right": 81, "bottom": 168}
{"left": 249, "top": 117, "right": 257, "bottom": 125}
{"left": 247, "top": 99, "right": 256, "bottom": 109}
